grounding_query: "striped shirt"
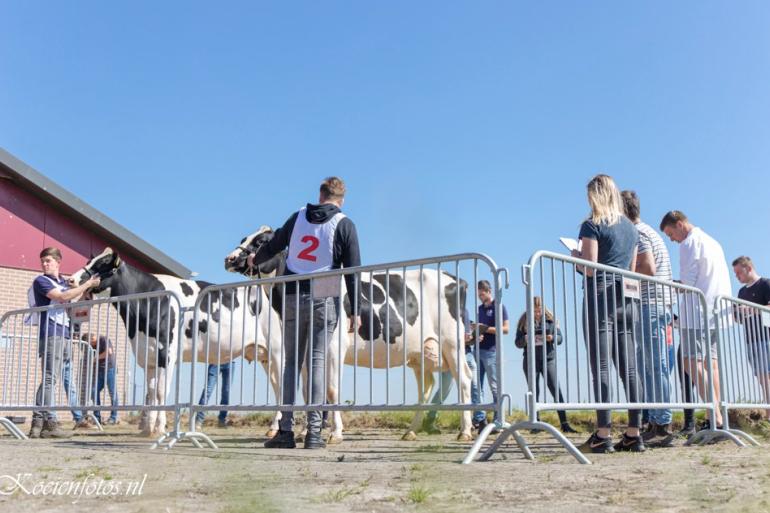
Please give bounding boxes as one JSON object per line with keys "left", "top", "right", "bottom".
{"left": 635, "top": 221, "right": 673, "bottom": 305}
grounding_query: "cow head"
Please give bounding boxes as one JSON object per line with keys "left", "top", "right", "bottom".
{"left": 69, "top": 247, "right": 123, "bottom": 293}
{"left": 224, "top": 226, "right": 281, "bottom": 276}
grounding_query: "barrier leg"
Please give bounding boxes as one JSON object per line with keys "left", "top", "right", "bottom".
{"left": 463, "top": 419, "right": 591, "bottom": 465}
{"left": 0, "top": 418, "right": 28, "bottom": 440}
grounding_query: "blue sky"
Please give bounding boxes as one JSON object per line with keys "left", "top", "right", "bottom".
{"left": 3, "top": 2, "right": 770, "bottom": 408}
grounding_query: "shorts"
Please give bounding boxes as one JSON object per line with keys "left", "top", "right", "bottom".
{"left": 680, "top": 328, "right": 718, "bottom": 360}
{"left": 746, "top": 340, "right": 770, "bottom": 376}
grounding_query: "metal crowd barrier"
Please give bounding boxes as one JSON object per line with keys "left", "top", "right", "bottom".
{"left": 0, "top": 290, "right": 188, "bottom": 447}
{"left": 467, "top": 250, "right": 744, "bottom": 465}
{"left": 184, "top": 253, "right": 508, "bottom": 455}
{"left": 714, "top": 295, "right": 770, "bottom": 446}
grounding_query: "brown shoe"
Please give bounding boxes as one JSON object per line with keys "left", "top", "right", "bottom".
{"left": 73, "top": 419, "right": 93, "bottom": 430}
{"left": 29, "top": 418, "right": 43, "bottom": 439}
{"left": 41, "top": 420, "right": 72, "bottom": 438}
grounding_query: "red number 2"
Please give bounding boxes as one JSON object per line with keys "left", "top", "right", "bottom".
{"left": 297, "top": 235, "right": 320, "bottom": 262}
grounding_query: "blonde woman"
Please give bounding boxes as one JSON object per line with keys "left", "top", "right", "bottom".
{"left": 515, "top": 296, "right": 576, "bottom": 433}
{"left": 571, "top": 174, "right": 644, "bottom": 453}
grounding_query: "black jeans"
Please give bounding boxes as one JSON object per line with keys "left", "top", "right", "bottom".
{"left": 583, "top": 279, "right": 642, "bottom": 429}
{"left": 522, "top": 346, "right": 568, "bottom": 424}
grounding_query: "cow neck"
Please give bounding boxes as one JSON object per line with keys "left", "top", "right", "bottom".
{"left": 107, "top": 263, "right": 164, "bottom": 298}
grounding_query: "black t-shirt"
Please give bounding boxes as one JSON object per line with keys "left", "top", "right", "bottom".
{"left": 737, "top": 278, "right": 770, "bottom": 342}
{"left": 738, "top": 278, "right": 770, "bottom": 306}
{"left": 579, "top": 217, "right": 638, "bottom": 287}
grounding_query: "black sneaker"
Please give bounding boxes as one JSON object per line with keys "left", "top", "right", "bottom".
{"left": 303, "top": 431, "right": 326, "bottom": 449}
{"left": 698, "top": 419, "right": 723, "bottom": 431}
{"left": 473, "top": 419, "right": 488, "bottom": 432}
{"left": 677, "top": 424, "right": 696, "bottom": 438}
{"left": 614, "top": 433, "right": 646, "bottom": 452}
{"left": 651, "top": 423, "right": 675, "bottom": 447}
{"left": 264, "top": 430, "right": 296, "bottom": 449}
{"left": 560, "top": 423, "right": 578, "bottom": 434}
{"left": 641, "top": 422, "right": 657, "bottom": 442}
{"left": 579, "top": 432, "right": 615, "bottom": 454}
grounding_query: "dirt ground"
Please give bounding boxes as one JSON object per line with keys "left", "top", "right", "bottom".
{"left": 1, "top": 422, "right": 770, "bottom": 513}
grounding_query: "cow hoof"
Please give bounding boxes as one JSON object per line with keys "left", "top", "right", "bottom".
{"left": 140, "top": 429, "right": 154, "bottom": 438}
{"left": 327, "top": 434, "right": 343, "bottom": 445}
{"left": 295, "top": 433, "right": 305, "bottom": 443}
{"left": 266, "top": 429, "right": 278, "bottom": 438}
{"left": 456, "top": 433, "right": 473, "bottom": 442}
{"left": 402, "top": 431, "right": 418, "bottom": 441}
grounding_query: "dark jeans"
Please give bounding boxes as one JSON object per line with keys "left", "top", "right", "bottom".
{"left": 279, "top": 294, "right": 337, "bottom": 434}
{"left": 33, "top": 322, "right": 70, "bottom": 422}
{"left": 93, "top": 366, "right": 119, "bottom": 422}
{"left": 523, "top": 347, "right": 569, "bottom": 424}
{"left": 583, "top": 280, "right": 642, "bottom": 429}
{"left": 196, "top": 363, "right": 231, "bottom": 423}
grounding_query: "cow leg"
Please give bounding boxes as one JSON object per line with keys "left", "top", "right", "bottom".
{"left": 443, "top": 345, "right": 473, "bottom": 441}
{"left": 296, "top": 364, "right": 309, "bottom": 442}
{"left": 325, "top": 342, "right": 344, "bottom": 445}
{"left": 403, "top": 366, "right": 436, "bottom": 441}
{"left": 155, "top": 366, "right": 168, "bottom": 435}
{"left": 260, "top": 357, "right": 282, "bottom": 437}
{"left": 142, "top": 366, "right": 159, "bottom": 437}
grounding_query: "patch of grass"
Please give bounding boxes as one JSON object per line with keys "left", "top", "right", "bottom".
{"left": 415, "top": 444, "right": 444, "bottom": 453}
{"left": 74, "top": 466, "right": 111, "bottom": 480}
{"left": 319, "top": 478, "right": 370, "bottom": 503}
{"left": 406, "top": 485, "right": 431, "bottom": 504}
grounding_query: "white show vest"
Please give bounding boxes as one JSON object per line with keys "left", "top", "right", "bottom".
{"left": 286, "top": 206, "right": 346, "bottom": 275}
{"left": 24, "top": 275, "right": 70, "bottom": 326}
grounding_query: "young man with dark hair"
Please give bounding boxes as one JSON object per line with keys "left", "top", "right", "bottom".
{"left": 732, "top": 255, "right": 770, "bottom": 419}
{"left": 621, "top": 191, "right": 675, "bottom": 446}
{"left": 249, "top": 177, "right": 361, "bottom": 449}
{"left": 474, "top": 279, "right": 509, "bottom": 431}
{"left": 660, "top": 211, "right": 730, "bottom": 429}
{"left": 30, "top": 247, "right": 100, "bottom": 438}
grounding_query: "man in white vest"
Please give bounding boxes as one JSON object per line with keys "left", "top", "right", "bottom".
{"left": 30, "top": 247, "right": 100, "bottom": 438}
{"left": 249, "top": 177, "right": 361, "bottom": 449}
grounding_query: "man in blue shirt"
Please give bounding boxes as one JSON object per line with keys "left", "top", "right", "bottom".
{"left": 30, "top": 247, "right": 100, "bottom": 438}
{"left": 474, "top": 280, "right": 509, "bottom": 430}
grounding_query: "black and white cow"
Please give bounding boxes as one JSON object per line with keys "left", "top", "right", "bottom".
{"left": 70, "top": 248, "right": 285, "bottom": 437}
{"left": 226, "top": 228, "right": 475, "bottom": 442}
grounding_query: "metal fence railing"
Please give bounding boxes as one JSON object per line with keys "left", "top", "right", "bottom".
{"left": 184, "top": 253, "right": 508, "bottom": 455}
{"left": 0, "top": 290, "right": 191, "bottom": 446}
{"left": 468, "top": 251, "right": 745, "bottom": 464}
{"left": 713, "top": 295, "right": 770, "bottom": 446}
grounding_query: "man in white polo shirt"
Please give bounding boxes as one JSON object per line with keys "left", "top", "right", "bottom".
{"left": 660, "top": 210, "right": 730, "bottom": 429}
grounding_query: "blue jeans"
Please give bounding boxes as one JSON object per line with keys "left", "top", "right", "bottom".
{"left": 637, "top": 306, "right": 672, "bottom": 425}
{"left": 477, "top": 348, "right": 500, "bottom": 424}
{"left": 425, "top": 350, "right": 481, "bottom": 426}
{"left": 197, "top": 363, "right": 231, "bottom": 423}
{"left": 93, "top": 366, "right": 119, "bottom": 422}
{"left": 61, "top": 358, "right": 83, "bottom": 422}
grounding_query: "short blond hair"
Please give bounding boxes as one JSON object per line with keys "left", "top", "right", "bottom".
{"left": 320, "top": 177, "right": 346, "bottom": 201}
{"left": 587, "top": 174, "right": 623, "bottom": 226}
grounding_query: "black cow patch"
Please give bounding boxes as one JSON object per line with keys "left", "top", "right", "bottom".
{"left": 180, "top": 282, "right": 194, "bottom": 297}
{"left": 360, "top": 281, "right": 386, "bottom": 304}
{"left": 184, "top": 318, "right": 209, "bottom": 338}
{"left": 196, "top": 282, "right": 241, "bottom": 313}
{"left": 357, "top": 303, "right": 382, "bottom": 341}
{"left": 443, "top": 279, "right": 468, "bottom": 322}
{"left": 372, "top": 274, "right": 419, "bottom": 326}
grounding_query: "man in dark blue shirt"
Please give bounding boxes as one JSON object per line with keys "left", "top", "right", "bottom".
{"left": 474, "top": 280, "right": 509, "bottom": 430}
{"left": 30, "top": 247, "right": 99, "bottom": 438}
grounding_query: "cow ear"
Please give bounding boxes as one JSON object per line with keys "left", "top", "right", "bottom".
{"left": 112, "top": 251, "right": 121, "bottom": 267}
